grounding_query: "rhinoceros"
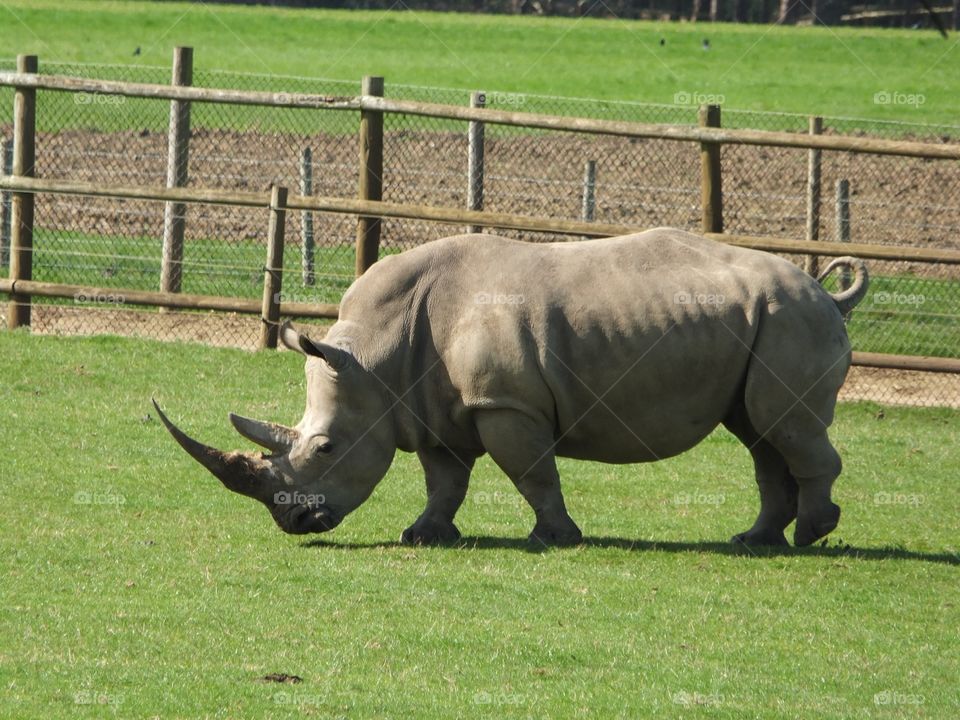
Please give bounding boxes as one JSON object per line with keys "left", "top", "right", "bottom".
{"left": 155, "top": 228, "right": 868, "bottom": 547}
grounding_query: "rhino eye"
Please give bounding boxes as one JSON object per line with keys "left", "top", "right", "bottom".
{"left": 314, "top": 441, "right": 333, "bottom": 455}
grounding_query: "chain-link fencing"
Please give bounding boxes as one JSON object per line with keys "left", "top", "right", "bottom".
{"left": 0, "top": 59, "right": 957, "bottom": 406}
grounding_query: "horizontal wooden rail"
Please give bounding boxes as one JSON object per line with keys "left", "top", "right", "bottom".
{"left": 4, "top": 175, "right": 960, "bottom": 265}
{"left": 0, "top": 72, "right": 359, "bottom": 110}
{"left": 0, "top": 279, "right": 338, "bottom": 319}
{"left": 1, "top": 72, "right": 959, "bottom": 160}
{"left": 362, "top": 97, "right": 960, "bottom": 161}
{"left": 0, "top": 175, "right": 269, "bottom": 207}
{"left": 703, "top": 232, "right": 960, "bottom": 265}
{"left": 851, "top": 351, "right": 960, "bottom": 374}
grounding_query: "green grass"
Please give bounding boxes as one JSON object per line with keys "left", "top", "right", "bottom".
{"left": 1, "top": 0, "right": 958, "bottom": 126}
{"left": 1, "top": 331, "right": 957, "bottom": 718}
{"left": 31, "top": 229, "right": 360, "bottom": 305}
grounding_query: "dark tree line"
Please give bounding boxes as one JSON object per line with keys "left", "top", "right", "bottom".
{"left": 189, "top": 0, "right": 958, "bottom": 28}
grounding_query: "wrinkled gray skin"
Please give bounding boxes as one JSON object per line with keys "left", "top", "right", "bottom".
{"left": 156, "top": 228, "right": 869, "bottom": 547}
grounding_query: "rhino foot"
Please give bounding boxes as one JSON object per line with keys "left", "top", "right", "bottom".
{"left": 400, "top": 518, "right": 462, "bottom": 546}
{"left": 730, "top": 528, "right": 789, "bottom": 547}
{"left": 528, "top": 521, "right": 583, "bottom": 547}
{"left": 794, "top": 502, "right": 841, "bottom": 547}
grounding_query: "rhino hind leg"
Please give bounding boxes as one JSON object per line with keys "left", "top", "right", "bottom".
{"left": 474, "top": 409, "right": 583, "bottom": 547}
{"left": 744, "top": 391, "right": 843, "bottom": 547}
{"left": 401, "top": 446, "right": 478, "bottom": 545}
{"left": 741, "top": 314, "right": 849, "bottom": 546}
{"left": 773, "top": 432, "right": 842, "bottom": 547}
{"left": 723, "top": 404, "right": 798, "bottom": 547}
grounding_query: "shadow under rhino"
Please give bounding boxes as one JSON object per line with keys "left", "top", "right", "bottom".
{"left": 299, "top": 536, "right": 960, "bottom": 566}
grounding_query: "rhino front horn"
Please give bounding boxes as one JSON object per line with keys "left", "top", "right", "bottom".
{"left": 152, "top": 399, "right": 275, "bottom": 501}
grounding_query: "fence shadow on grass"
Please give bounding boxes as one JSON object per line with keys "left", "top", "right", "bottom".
{"left": 301, "top": 536, "right": 959, "bottom": 565}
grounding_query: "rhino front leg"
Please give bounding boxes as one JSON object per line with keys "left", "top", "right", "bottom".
{"left": 401, "top": 446, "right": 478, "bottom": 545}
{"left": 475, "top": 410, "right": 583, "bottom": 546}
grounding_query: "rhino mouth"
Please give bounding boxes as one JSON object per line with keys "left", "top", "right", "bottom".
{"left": 272, "top": 502, "right": 341, "bottom": 535}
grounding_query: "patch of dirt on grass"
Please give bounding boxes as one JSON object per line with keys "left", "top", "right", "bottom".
{"left": 259, "top": 673, "right": 303, "bottom": 684}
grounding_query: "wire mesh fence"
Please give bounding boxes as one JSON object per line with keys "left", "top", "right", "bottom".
{"left": 1, "top": 59, "right": 958, "bottom": 407}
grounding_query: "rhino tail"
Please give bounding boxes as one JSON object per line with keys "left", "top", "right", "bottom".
{"left": 817, "top": 256, "right": 869, "bottom": 316}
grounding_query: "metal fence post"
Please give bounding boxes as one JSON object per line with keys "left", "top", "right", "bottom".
{"left": 355, "top": 75, "right": 384, "bottom": 277}
{"left": 7, "top": 54, "right": 37, "bottom": 330}
{"left": 581, "top": 159, "right": 596, "bottom": 241}
{"left": 836, "top": 179, "right": 852, "bottom": 290}
{"left": 0, "top": 137, "right": 13, "bottom": 272}
{"left": 260, "top": 185, "right": 288, "bottom": 350}
{"left": 300, "top": 146, "right": 315, "bottom": 286}
{"left": 582, "top": 159, "right": 597, "bottom": 222}
{"left": 804, "top": 116, "right": 823, "bottom": 276}
{"left": 467, "top": 90, "right": 486, "bottom": 234}
{"left": 699, "top": 104, "right": 723, "bottom": 234}
{"left": 160, "top": 46, "right": 193, "bottom": 295}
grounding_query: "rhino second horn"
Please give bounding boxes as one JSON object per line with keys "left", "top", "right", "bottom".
{"left": 229, "top": 413, "right": 300, "bottom": 454}
{"left": 152, "top": 399, "right": 274, "bottom": 501}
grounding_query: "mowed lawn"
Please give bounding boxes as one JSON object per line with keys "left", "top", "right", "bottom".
{"left": 0, "top": 0, "right": 958, "bottom": 124}
{"left": 0, "top": 331, "right": 957, "bottom": 718}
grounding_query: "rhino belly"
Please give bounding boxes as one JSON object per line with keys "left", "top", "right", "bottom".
{"left": 551, "top": 388, "right": 737, "bottom": 463}
{"left": 544, "top": 317, "right": 754, "bottom": 464}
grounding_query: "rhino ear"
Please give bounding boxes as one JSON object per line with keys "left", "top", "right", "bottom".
{"left": 299, "top": 337, "right": 351, "bottom": 371}
{"left": 280, "top": 320, "right": 351, "bottom": 370}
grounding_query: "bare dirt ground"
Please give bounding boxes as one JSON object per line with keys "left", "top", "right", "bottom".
{"left": 9, "top": 304, "right": 957, "bottom": 409}
{"left": 839, "top": 366, "right": 960, "bottom": 408}
{"left": 31, "top": 127, "right": 960, "bottom": 278}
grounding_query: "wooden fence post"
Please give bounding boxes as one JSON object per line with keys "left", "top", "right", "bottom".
{"left": 0, "top": 136, "right": 12, "bottom": 272}
{"left": 160, "top": 46, "right": 193, "bottom": 295}
{"left": 467, "top": 90, "right": 486, "bottom": 234}
{"left": 699, "top": 104, "right": 723, "bottom": 234}
{"left": 300, "top": 146, "right": 315, "bottom": 286}
{"left": 7, "top": 54, "right": 37, "bottom": 330}
{"left": 260, "top": 185, "right": 287, "bottom": 350}
{"left": 804, "top": 116, "right": 823, "bottom": 276}
{"left": 836, "top": 178, "right": 852, "bottom": 290}
{"left": 355, "top": 75, "right": 384, "bottom": 277}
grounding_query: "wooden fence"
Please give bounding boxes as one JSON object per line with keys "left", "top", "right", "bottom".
{"left": 1, "top": 51, "right": 959, "bottom": 372}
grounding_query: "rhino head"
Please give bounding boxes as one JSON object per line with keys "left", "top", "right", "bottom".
{"left": 154, "top": 324, "right": 396, "bottom": 535}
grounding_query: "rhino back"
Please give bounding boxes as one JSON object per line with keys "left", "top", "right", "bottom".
{"left": 335, "top": 229, "right": 841, "bottom": 461}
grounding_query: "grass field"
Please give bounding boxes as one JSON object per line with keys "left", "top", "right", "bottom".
{"left": 1, "top": 0, "right": 958, "bottom": 125}
{"left": 1, "top": 331, "right": 957, "bottom": 718}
